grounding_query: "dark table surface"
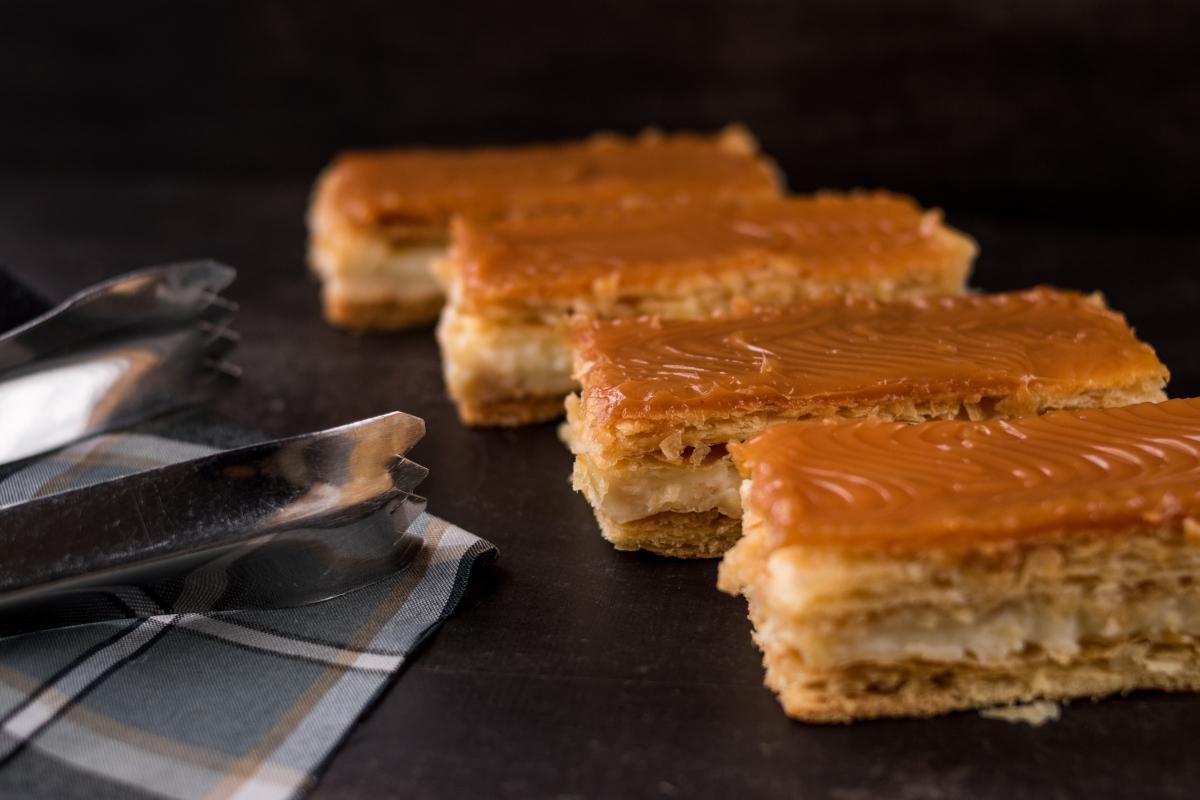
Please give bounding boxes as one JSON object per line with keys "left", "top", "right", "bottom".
{"left": 2, "top": 173, "right": 1198, "bottom": 799}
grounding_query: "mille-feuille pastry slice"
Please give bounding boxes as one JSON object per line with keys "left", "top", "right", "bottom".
{"left": 719, "top": 398, "right": 1200, "bottom": 722}
{"left": 307, "top": 126, "right": 782, "bottom": 330}
{"left": 437, "top": 191, "right": 977, "bottom": 427}
{"left": 564, "top": 288, "right": 1168, "bottom": 558}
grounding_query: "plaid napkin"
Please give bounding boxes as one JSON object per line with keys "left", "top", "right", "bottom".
{"left": 0, "top": 433, "right": 496, "bottom": 800}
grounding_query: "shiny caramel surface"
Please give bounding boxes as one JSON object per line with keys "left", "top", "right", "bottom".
{"left": 733, "top": 398, "right": 1200, "bottom": 547}
{"left": 320, "top": 128, "right": 780, "bottom": 229}
{"left": 574, "top": 288, "right": 1167, "bottom": 422}
{"left": 454, "top": 192, "right": 975, "bottom": 305}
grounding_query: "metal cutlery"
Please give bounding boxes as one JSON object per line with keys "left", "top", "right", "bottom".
{"left": 0, "top": 412, "right": 429, "bottom": 635}
{"left": 0, "top": 259, "right": 236, "bottom": 373}
{"left": 0, "top": 261, "right": 240, "bottom": 464}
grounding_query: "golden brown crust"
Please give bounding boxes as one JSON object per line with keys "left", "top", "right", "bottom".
{"left": 754, "top": 629, "right": 1200, "bottom": 723}
{"left": 582, "top": 384, "right": 1167, "bottom": 467}
{"left": 732, "top": 398, "right": 1200, "bottom": 549}
{"left": 321, "top": 286, "right": 444, "bottom": 330}
{"left": 592, "top": 508, "right": 742, "bottom": 559}
{"left": 314, "top": 125, "right": 782, "bottom": 230}
{"left": 571, "top": 288, "right": 1168, "bottom": 432}
{"left": 454, "top": 394, "right": 567, "bottom": 428}
{"left": 447, "top": 192, "right": 976, "bottom": 312}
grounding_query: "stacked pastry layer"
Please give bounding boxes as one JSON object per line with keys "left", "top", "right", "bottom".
{"left": 564, "top": 289, "right": 1168, "bottom": 558}
{"left": 719, "top": 399, "right": 1200, "bottom": 721}
{"left": 307, "top": 126, "right": 782, "bottom": 329}
{"left": 438, "top": 192, "right": 977, "bottom": 426}
{"left": 309, "top": 124, "right": 1200, "bottom": 722}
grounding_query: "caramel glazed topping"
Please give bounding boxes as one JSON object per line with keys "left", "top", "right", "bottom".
{"left": 574, "top": 288, "right": 1166, "bottom": 423}
{"left": 322, "top": 128, "right": 780, "bottom": 228}
{"left": 454, "top": 191, "right": 975, "bottom": 306}
{"left": 732, "top": 398, "right": 1200, "bottom": 548}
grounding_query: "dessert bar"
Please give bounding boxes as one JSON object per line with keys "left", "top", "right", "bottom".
{"left": 565, "top": 288, "right": 1168, "bottom": 557}
{"left": 719, "top": 398, "right": 1200, "bottom": 721}
{"left": 308, "top": 126, "right": 781, "bottom": 329}
{"left": 439, "top": 192, "right": 977, "bottom": 426}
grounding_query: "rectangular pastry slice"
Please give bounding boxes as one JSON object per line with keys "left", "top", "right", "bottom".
{"left": 565, "top": 288, "right": 1168, "bottom": 557}
{"left": 719, "top": 398, "right": 1200, "bottom": 722}
{"left": 307, "top": 126, "right": 782, "bottom": 329}
{"left": 438, "top": 191, "right": 977, "bottom": 426}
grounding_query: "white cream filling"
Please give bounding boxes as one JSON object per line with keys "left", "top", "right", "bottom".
{"left": 574, "top": 454, "right": 742, "bottom": 523}
{"left": 436, "top": 308, "right": 575, "bottom": 403}
{"left": 771, "top": 588, "right": 1200, "bottom": 669}
{"left": 312, "top": 219, "right": 446, "bottom": 296}
{"left": 326, "top": 242, "right": 446, "bottom": 297}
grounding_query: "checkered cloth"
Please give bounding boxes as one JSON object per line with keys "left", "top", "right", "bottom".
{"left": 0, "top": 433, "right": 496, "bottom": 800}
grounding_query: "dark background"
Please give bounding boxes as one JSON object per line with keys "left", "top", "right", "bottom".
{"left": 2, "top": 2, "right": 1200, "bottom": 798}
{"left": 1, "top": 0, "right": 1198, "bottom": 225}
